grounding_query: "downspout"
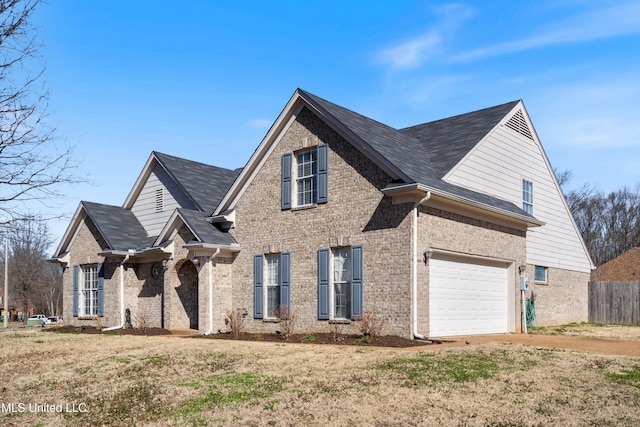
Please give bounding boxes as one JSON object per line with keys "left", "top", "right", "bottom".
{"left": 413, "top": 192, "right": 431, "bottom": 340}
{"left": 102, "top": 254, "right": 130, "bottom": 331}
{"left": 204, "top": 248, "right": 221, "bottom": 335}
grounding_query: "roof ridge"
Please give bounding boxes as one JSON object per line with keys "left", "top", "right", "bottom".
{"left": 400, "top": 100, "right": 520, "bottom": 131}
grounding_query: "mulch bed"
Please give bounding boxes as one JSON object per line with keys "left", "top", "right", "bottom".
{"left": 199, "top": 332, "right": 436, "bottom": 347}
{"left": 44, "top": 326, "right": 437, "bottom": 347}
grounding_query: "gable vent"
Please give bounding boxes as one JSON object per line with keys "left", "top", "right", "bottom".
{"left": 505, "top": 110, "right": 533, "bottom": 140}
{"left": 155, "top": 188, "right": 164, "bottom": 212}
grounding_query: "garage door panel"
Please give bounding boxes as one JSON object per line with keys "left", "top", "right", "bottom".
{"left": 429, "top": 256, "right": 508, "bottom": 337}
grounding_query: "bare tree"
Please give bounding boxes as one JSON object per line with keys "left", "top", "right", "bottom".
{"left": 6, "top": 216, "right": 52, "bottom": 316}
{"left": 0, "top": 0, "right": 78, "bottom": 224}
{"left": 556, "top": 169, "right": 640, "bottom": 266}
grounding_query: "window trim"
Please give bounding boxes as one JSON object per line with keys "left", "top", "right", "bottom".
{"left": 534, "top": 265, "right": 548, "bottom": 284}
{"left": 522, "top": 179, "right": 533, "bottom": 215}
{"left": 331, "top": 247, "right": 352, "bottom": 320}
{"left": 294, "top": 147, "right": 318, "bottom": 207}
{"left": 265, "top": 254, "right": 281, "bottom": 319}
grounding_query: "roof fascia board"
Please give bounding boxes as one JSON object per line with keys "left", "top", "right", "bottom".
{"left": 52, "top": 202, "right": 87, "bottom": 257}
{"left": 153, "top": 153, "right": 203, "bottom": 211}
{"left": 215, "top": 94, "right": 306, "bottom": 214}
{"left": 123, "top": 152, "right": 158, "bottom": 209}
{"left": 215, "top": 89, "right": 412, "bottom": 215}
{"left": 518, "top": 104, "right": 595, "bottom": 269}
{"left": 442, "top": 101, "right": 524, "bottom": 181}
{"left": 299, "top": 92, "right": 412, "bottom": 183}
{"left": 382, "top": 183, "right": 544, "bottom": 228}
{"left": 153, "top": 209, "right": 193, "bottom": 246}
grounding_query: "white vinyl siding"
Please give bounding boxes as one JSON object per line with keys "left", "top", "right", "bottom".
{"left": 131, "top": 164, "right": 195, "bottom": 236}
{"left": 443, "top": 111, "right": 592, "bottom": 273}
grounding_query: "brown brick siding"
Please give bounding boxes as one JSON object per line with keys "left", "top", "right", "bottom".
{"left": 230, "top": 107, "right": 414, "bottom": 337}
{"left": 524, "top": 265, "right": 589, "bottom": 326}
{"left": 417, "top": 206, "right": 527, "bottom": 336}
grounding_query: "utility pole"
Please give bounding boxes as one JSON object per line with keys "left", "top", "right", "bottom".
{"left": 4, "top": 237, "right": 8, "bottom": 328}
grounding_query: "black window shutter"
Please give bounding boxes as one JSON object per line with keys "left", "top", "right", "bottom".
{"left": 317, "top": 248, "right": 330, "bottom": 320}
{"left": 254, "top": 255, "right": 264, "bottom": 319}
{"left": 73, "top": 265, "right": 79, "bottom": 317}
{"left": 280, "top": 252, "right": 290, "bottom": 309}
{"left": 317, "top": 144, "right": 328, "bottom": 204}
{"left": 281, "top": 153, "right": 292, "bottom": 210}
{"left": 97, "top": 263, "right": 105, "bottom": 317}
{"left": 350, "top": 245, "right": 363, "bottom": 320}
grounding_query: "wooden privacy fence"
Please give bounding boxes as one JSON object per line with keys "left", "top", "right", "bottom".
{"left": 589, "top": 281, "right": 640, "bottom": 325}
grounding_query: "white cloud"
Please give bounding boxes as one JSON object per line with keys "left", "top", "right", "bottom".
{"left": 247, "top": 118, "right": 272, "bottom": 129}
{"left": 531, "top": 76, "right": 640, "bottom": 150}
{"left": 375, "top": 3, "right": 474, "bottom": 70}
{"left": 454, "top": 2, "right": 640, "bottom": 62}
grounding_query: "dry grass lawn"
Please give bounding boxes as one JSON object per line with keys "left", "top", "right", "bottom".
{"left": 1, "top": 324, "right": 639, "bottom": 426}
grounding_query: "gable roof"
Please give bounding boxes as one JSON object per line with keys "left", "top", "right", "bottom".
{"left": 399, "top": 100, "right": 520, "bottom": 178}
{"left": 153, "top": 152, "right": 242, "bottom": 214}
{"left": 296, "top": 90, "right": 537, "bottom": 223}
{"left": 124, "top": 151, "right": 241, "bottom": 214}
{"left": 82, "top": 201, "right": 154, "bottom": 251}
{"left": 154, "top": 208, "right": 238, "bottom": 248}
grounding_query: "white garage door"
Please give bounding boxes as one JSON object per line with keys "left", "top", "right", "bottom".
{"left": 429, "top": 256, "right": 509, "bottom": 337}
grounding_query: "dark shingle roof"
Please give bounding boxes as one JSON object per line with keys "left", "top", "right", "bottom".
{"left": 154, "top": 152, "right": 241, "bottom": 214}
{"left": 82, "top": 201, "right": 153, "bottom": 251}
{"left": 400, "top": 101, "right": 520, "bottom": 177}
{"left": 177, "top": 208, "right": 238, "bottom": 246}
{"left": 298, "top": 89, "right": 532, "bottom": 219}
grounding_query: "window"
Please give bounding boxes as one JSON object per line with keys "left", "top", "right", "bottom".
{"left": 281, "top": 144, "right": 328, "bottom": 209}
{"left": 73, "top": 264, "right": 104, "bottom": 317}
{"left": 535, "top": 265, "right": 548, "bottom": 283}
{"left": 332, "top": 247, "right": 352, "bottom": 319}
{"left": 317, "top": 246, "right": 363, "bottom": 321}
{"left": 266, "top": 254, "right": 280, "bottom": 318}
{"left": 296, "top": 149, "right": 317, "bottom": 206}
{"left": 522, "top": 179, "right": 533, "bottom": 215}
{"left": 253, "top": 253, "right": 290, "bottom": 319}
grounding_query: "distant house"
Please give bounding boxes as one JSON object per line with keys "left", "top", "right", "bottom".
{"left": 50, "top": 89, "right": 593, "bottom": 338}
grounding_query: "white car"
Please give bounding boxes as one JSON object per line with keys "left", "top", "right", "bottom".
{"left": 45, "top": 316, "right": 62, "bottom": 325}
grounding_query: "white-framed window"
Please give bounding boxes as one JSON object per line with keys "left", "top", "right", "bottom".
{"left": 265, "top": 254, "right": 280, "bottom": 318}
{"left": 534, "top": 265, "right": 548, "bottom": 283}
{"left": 332, "top": 247, "right": 352, "bottom": 320}
{"left": 522, "top": 179, "right": 533, "bottom": 215}
{"left": 295, "top": 148, "right": 318, "bottom": 206}
{"left": 80, "top": 264, "right": 99, "bottom": 316}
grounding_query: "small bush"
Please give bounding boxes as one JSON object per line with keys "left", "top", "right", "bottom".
{"left": 225, "top": 308, "right": 246, "bottom": 338}
{"left": 329, "top": 323, "right": 344, "bottom": 342}
{"left": 134, "top": 306, "right": 153, "bottom": 332}
{"left": 354, "top": 309, "right": 386, "bottom": 339}
{"left": 275, "top": 305, "right": 297, "bottom": 338}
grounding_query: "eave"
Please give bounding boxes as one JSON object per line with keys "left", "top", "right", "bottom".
{"left": 382, "top": 183, "right": 544, "bottom": 228}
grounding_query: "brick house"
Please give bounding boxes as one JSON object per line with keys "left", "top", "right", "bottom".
{"left": 50, "top": 89, "right": 593, "bottom": 338}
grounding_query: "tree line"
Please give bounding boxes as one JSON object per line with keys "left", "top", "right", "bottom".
{"left": 558, "top": 170, "right": 640, "bottom": 267}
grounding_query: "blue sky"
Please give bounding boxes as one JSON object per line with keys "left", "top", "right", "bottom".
{"left": 30, "top": 0, "right": 640, "bottom": 243}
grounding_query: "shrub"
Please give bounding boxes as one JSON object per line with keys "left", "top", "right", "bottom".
{"left": 355, "top": 309, "right": 386, "bottom": 340}
{"left": 225, "top": 308, "right": 246, "bottom": 338}
{"left": 134, "top": 306, "right": 153, "bottom": 332}
{"left": 275, "top": 304, "right": 297, "bottom": 338}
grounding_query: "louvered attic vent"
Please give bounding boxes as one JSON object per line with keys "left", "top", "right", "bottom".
{"left": 505, "top": 109, "right": 533, "bottom": 140}
{"left": 155, "top": 188, "right": 164, "bottom": 212}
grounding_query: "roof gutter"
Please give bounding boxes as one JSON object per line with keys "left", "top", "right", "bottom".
{"left": 383, "top": 183, "right": 544, "bottom": 227}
